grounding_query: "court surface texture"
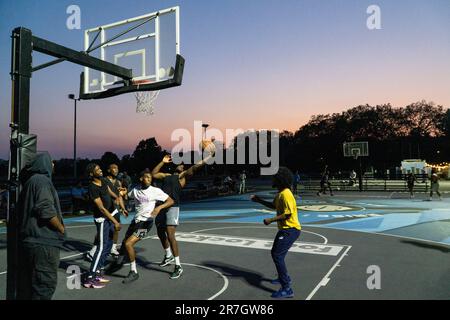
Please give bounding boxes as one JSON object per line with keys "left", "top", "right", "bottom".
{"left": 1, "top": 189, "right": 449, "bottom": 300}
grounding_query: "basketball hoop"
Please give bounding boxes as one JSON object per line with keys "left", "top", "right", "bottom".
{"left": 351, "top": 148, "right": 361, "bottom": 160}
{"left": 133, "top": 80, "right": 160, "bottom": 116}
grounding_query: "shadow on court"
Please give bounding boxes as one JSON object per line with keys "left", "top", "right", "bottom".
{"left": 401, "top": 240, "right": 450, "bottom": 253}
{"left": 202, "top": 261, "right": 275, "bottom": 294}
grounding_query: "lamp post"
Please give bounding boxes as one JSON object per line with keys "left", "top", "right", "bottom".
{"left": 202, "top": 123, "right": 209, "bottom": 140}
{"left": 202, "top": 123, "right": 209, "bottom": 176}
{"left": 68, "top": 94, "right": 79, "bottom": 179}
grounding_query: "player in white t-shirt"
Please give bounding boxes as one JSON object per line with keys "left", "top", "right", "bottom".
{"left": 108, "top": 169, "right": 174, "bottom": 284}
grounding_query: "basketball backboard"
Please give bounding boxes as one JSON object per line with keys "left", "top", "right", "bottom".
{"left": 343, "top": 141, "right": 369, "bottom": 159}
{"left": 80, "top": 6, "right": 183, "bottom": 100}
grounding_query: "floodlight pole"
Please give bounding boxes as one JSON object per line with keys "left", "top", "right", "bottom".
{"left": 68, "top": 94, "right": 79, "bottom": 179}
{"left": 202, "top": 124, "right": 209, "bottom": 176}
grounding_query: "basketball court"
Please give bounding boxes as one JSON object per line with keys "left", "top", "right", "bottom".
{"left": 4, "top": 4, "right": 450, "bottom": 301}
{"left": 1, "top": 189, "right": 449, "bottom": 300}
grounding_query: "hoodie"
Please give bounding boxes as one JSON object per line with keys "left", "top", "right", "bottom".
{"left": 18, "top": 152, "right": 66, "bottom": 248}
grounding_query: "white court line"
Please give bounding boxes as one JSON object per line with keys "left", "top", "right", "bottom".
{"left": 17, "top": 224, "right": 231, "bottom": 300}
{"left": 355, "top": 203, "right": 387, "bottom": 207}
{"left": 305, "top": 245, "right": 352, "bottom": 300}
{"left": 65, "top": 224, "right": 96, "bottom": 229}
{"left": 304, "top": 224, "right": 450, "bottom": 247}
{"left": 190, "top": 226, "right": 329, "bottom": 244}
{"left": 65, "top": 261, "right": 229, "bottom": 301}
{"left": 182, "top": 263, "right": 229, "bottom": 300}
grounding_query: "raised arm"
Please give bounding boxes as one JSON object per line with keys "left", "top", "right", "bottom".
{"left": 152, "top": 155, "right": 172, "bottom": 180}
{"left": 178, "top": 154, "right": 213, "bottom": 180}
{"left": 250, "top": 195, "right": 276, "bottom": 210}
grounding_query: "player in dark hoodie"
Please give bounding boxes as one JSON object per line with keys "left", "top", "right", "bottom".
{"left": 16, "top": 152, "right": 66, "bottom": 300}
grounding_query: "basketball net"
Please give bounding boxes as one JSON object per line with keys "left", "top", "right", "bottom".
{"left": 133, "top": 80, "right": 159, "bottom": 116}
{"left": 134, "top": 90, "right": 159, "bottom": 116}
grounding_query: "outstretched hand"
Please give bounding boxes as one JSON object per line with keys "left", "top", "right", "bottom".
{"left": 118, "top": 187, "right": 128, "bottom": 197}
{"left": 162, "top": 155, "right": 172, "bottom": 164}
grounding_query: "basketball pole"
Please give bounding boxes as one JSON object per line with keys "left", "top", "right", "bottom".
{"left": 7, "top": 27, "right": 133, "bottom": 300}
{"left": 358, "top": 156, "right": 363, "bottom": 192}
{"left": 7, "top": 27, "right": 33, "bottom": 300}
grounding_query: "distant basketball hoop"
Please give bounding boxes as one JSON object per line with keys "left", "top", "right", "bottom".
{"left": 343, "top": 142, "right": 369, "bottom": 160}
{"left": 343, "top": 141, "right": 369, "bottom": 192}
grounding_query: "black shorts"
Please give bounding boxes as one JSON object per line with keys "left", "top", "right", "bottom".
{"left": 125, "top": 219, "right": 154, "bottom": 240}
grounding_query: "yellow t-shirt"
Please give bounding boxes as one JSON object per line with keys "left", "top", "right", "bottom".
{"left": 273, "top": 188, "right": 301, "bottom": 230}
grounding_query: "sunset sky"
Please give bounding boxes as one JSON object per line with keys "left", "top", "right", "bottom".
{"left": 1, "top": 0, "right": 450, "bottom": 159}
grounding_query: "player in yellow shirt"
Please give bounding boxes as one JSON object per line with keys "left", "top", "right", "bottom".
{"left": 251, "top": 167, "right": 301, "bottom": 298}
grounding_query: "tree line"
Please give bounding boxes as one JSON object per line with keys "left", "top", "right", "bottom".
{"left": 1, "top": 100, "right": 448, "bottom": 179}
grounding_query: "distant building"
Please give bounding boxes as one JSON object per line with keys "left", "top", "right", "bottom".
{"left": 401, "top": 159, "right": 429, "bottom": 175}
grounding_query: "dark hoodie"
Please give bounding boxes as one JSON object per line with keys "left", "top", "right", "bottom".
{"left": 18, "top": 152, "right": 66, "bottom": 248}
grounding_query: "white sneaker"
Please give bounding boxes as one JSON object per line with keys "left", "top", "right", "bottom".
{"left": 111, "top": 247, "right": 120, "bottom": 256}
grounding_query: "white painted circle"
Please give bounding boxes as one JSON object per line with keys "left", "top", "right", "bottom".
{"left": 190, "top": 225, "right": 328, "bottom": 244}
{"left": 181, "top": 263, "right": 229, "bottom": 300}
{"left": 298, "top": 204, "right": 360, "bottom": 212}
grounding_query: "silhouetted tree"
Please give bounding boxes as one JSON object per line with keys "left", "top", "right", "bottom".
{"left": 131, "top": 138, "right": 165, "bottom": 173}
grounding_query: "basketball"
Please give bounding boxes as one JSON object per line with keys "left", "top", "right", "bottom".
{"left": 158, "top": 67, "right": 166, "bottom": 78}
{"left": 200, "top": 140, "right": 216, "bottom": 155}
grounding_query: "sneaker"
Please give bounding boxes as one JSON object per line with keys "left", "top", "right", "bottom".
{"left": 159, "top": 255, "right": 175, "bottom": 267}
{"left": 270, "top": 278, "right": 292, "bottom": 286}
{"left": 271, "top": 287, "right": 294, "bottom": 299}
{"left": 169, "top": 265, "right": 183, "bottom": 279}
{"left": 111, "top": 247, "right": 120, "bottom": 256}
{"left": 122, "top": 271, "right": 139, "bottom": 284}
{"left": 83, "top": 278, "right": 106, "bottom": 289}
{"left": 95, "top": 275, "right": 110, "bottom": 283}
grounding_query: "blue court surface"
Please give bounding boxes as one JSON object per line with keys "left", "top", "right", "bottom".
{"left": 1, "top": 189, "right": 449, "bottom": 300}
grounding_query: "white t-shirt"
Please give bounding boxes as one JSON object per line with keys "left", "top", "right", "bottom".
{"left": 128, "top": 185, "right": 169, "bottom": 222}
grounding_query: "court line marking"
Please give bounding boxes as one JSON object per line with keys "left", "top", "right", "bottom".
{"left": 1, "top": 224, "right": 231, "bottom": 300}
{"left": 305, "top": 245, "right": 352, "bottom": 300}
{"left": 304, "top": 224, "right": 450, "bottom": 247}
{"left": 185, "top": 225, "right": 349, "bottom": 299}
{"left": 182, "top": 214, "right": 450, "bottom": 247}
{"left": 189, "top": 226, "right": 329, "bottom": 244}
{"left": 65, "top": 261, "right": 229, "bottom": 301}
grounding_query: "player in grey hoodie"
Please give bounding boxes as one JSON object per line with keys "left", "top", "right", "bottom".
{"left": 17, "top": 152, "right": 66, "bottom": 300}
